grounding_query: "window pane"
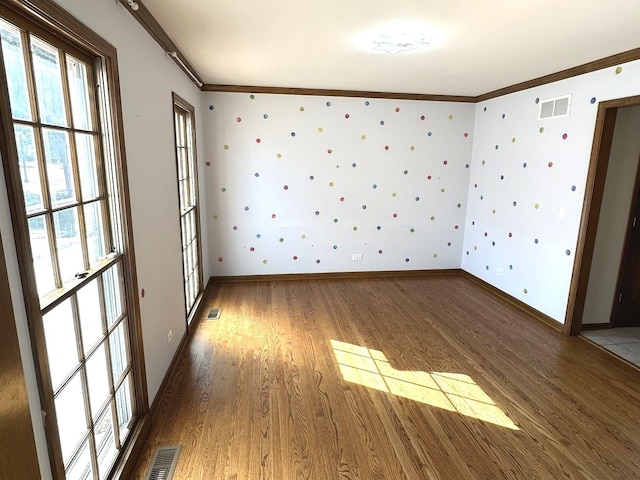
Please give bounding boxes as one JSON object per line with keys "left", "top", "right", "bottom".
{"left": 94, "top": 406, "right": 117, "bottom": 480}
{"left": 76, "top": 133, "right": 99, "bottom": 200}
{"left": 55, "top": 372, "right": 87, "bottom": 465}
{"left": 85, "top": 201, "right": 105, "bottom": 266}
{"left": 77, "top": 279, "right": 103, "bottom": 354}
{"left": 115, "top": 375, "right": 132, "bottom": 444}
{"left": 30, "top": 35, "right": 67, "bottom": 127}
{"left": 54, "top": 207, "right": 84, "bottom": 282}
{"left": 65, "top": 438, "right": 93, "bottom": 480}
{"left": 104, "top": 263, "right": 124, "bottom": 327}
{"left": 43, "top": 128, "right": 75, "bottom": 207}
{"left": 66, "top": 56, "right": 92, "bottom": 130}
{"left": 0, "top": 19, "right": 32, "bottom": 121}
{"left": 28, "top": 215, "right": 55, "bottom": 296}
{"left": 110, "top": 322, "right": 128, "bottom": 384}
{"left": 86, "top": 344, "right": 110, "bottom": 420}
{"left": 43, "top": 299, "right": 78, "bottom": 390}
{"left": 15, "top": 124, "right": 44, "bottom": 213}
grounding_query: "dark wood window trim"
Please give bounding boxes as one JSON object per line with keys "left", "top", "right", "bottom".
{"left": 0, "top": 1, "right": 148, "bottom": 478}
{"left": 0, "top": 227, "right": 41, "bottom": 480}
{"left": 172, "top": 92, "right": 204, "bottom": 325}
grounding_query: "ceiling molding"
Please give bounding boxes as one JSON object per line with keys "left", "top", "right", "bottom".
{"left": 476, "top": 48, "right": 640, "bottom": 102}
{"left": 121, "top": 2, "right": 640, "bottom": 103}
{"left": 200, "top": 84, "right": 477, "bottom": 103}
{"left": 118, "top": 0, "right": 203, "bottom": 87}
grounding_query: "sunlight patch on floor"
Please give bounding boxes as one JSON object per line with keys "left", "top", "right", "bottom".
{"left": 330, "top": 339, "right": 519, "bottom": 430}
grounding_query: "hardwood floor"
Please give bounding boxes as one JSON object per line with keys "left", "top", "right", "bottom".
{"left": 130, "top": 274, "right": 640, "bottom": 479}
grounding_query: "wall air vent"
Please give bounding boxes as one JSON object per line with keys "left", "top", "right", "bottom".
{"left": 539, "top": 94, "right": 572, "bottom": 119}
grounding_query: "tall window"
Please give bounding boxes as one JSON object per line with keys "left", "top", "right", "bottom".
{"left": 0, "top": 6, "right": 144, "bottom": 480}
{"left": 173, "top": 93, "right": 202, "bottom": 322}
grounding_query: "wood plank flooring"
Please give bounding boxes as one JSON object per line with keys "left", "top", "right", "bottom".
{"left": 130, "top": 274, "right": 640, "bottom": 479}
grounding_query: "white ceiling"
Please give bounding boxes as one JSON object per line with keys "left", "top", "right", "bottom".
{"left": 143, "top": 0, "right": 640, "bottom": 97}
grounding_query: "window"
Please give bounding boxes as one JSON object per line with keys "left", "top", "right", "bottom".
{"left": 0, "top": 5, "right": 145, "bottom": 479}
{"left": 173, "top": 93, "right": 203, "bottom": 322}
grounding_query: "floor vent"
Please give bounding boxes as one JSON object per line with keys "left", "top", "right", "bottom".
{"left": 146, "top": 445, "right": 181, "bottom": 480}
{"left": 207, "top": 307, "right": 221, "bottom": 320}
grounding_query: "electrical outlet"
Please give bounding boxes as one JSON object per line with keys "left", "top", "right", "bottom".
{"left": 352, "top": 253, "right": 363, "bottom": 261}
{"left": 167, "top": 329, "right": 173, "bottom": 344}
{"left": 496, "top": 267, "right": 504, "bottom": 277}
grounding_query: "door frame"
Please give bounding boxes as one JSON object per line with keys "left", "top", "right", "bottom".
{"left": 565, "top": 94, "right": 640, "bottom": 335}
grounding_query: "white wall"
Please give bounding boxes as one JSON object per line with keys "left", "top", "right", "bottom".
{"left": 1, "top": 1, "right": 210, "bottom": 476}
{"left": 582, "top": 106, "right": 640, "bottom": 324}
{"left": 463, "top": 59, "right": 640, "bottom": 322}
{"left": 202, "top": 93, "right": 474, "bottom": 275}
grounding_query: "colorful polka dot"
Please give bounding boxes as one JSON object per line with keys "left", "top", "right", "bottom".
{"left": 236, "top": 117, "right": 241, "bottom": 123}
{"left": 299, "top": 106, "right": 305, "bottom": 112}
{"left": 615, "top": 66, "right": 623, "bottom": 74}
{"left": 344, "top": 113, "right": 350, "bottom": 119}
{"left": 562, "top": 133, "right": 568, "bottom": 140}
{"left": 209, "top": 105, "right": 214, "bottom": 110}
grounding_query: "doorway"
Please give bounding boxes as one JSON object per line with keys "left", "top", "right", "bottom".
{"left": 566, "top": 96, "right": 640, "bottom": 363}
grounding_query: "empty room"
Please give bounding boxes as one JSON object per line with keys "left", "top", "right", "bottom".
{"left": 3, "top": 0, "right": 640, "bottom": 479}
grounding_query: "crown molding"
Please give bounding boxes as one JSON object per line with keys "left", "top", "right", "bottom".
{"left": 118, "top": 0, "right": 203, "bottom": 87}
{"left": 200, "top": 83, "right": 476, "bottom": 103}
{"left": 120, "top": 3, "right": 640, "bottom": 103}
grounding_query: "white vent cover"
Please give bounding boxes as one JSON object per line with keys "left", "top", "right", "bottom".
{"left": 539, "top": 94, "right": 572, "bottom": 119}
{"left": 146, "top": 445, "right": 181, "bottom": 480}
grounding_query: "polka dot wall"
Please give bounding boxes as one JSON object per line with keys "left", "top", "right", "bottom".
{"left": 203, "top": 59, "right": 640, "bottom": 323}
{"left": 462, "top": 59, "right": 640, "bottom": 321}
{"left": 205, "top": 93, "right": 474, "bottom": 276}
